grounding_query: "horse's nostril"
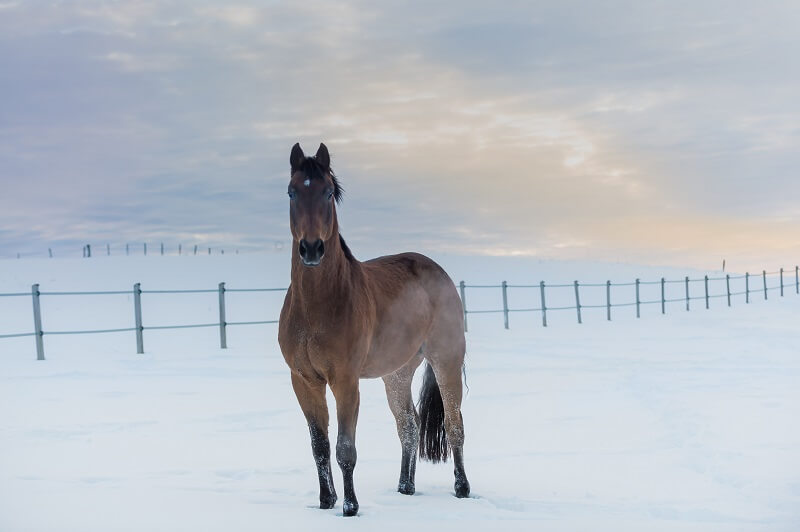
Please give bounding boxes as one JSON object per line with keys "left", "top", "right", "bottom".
{"left": 299, "top": 240, "right": 308, "bottom": 257}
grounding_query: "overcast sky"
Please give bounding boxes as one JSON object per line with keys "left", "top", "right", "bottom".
{"left": 2, "top": 1, "right": 799, "bottom": 269}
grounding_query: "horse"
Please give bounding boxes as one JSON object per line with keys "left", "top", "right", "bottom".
{"left": 278, "top": 143, "right": 471, "bottom": 516}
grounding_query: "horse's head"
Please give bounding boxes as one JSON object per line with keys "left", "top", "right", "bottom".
{"left": 288, "top": 142, "right": 344, "bottom": 267}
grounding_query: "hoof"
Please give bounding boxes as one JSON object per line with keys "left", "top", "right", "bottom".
{"left": 319, "top": 493, "right": 337, "bottom": 509}
{"left": 455, "top": 478, "right": 470, "bottom": 498}
{"left": 398, "top": 481, "right": 415, "bottom": 495}
{"left": 343, "top": 499, "right": 359, "bottom": 517}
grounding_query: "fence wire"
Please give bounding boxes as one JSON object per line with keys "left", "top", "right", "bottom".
{"left": 47, "top": 327, "right": 137, "bottom": 335}
{"left": 40, "top": 290, "right": 133, "bottom": 296}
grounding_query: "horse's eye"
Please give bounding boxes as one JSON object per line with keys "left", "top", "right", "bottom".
{"left": 327, "top": 189, "right": 334, "bottom": 200}
{"left": 288, "top": 189, "right": 296, "bottom": 200}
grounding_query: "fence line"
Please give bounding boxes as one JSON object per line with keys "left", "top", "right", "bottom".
{"left": 1, "top": 265, "right": 798, "bottom": 359}
{"left": 9, "top": 241, "right": 298, "bottom": 260}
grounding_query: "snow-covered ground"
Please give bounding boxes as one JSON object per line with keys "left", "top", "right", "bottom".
{"left": 1, "top": 252, "right": 799, "bottom": 531}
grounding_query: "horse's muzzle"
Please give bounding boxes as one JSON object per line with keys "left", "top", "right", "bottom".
{"left": 299, "top": 238, "right": 324, "bottom": 266}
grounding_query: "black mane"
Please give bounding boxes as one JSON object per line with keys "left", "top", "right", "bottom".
{"left": 339, "top": 235, "right": 355, "bottom": 262}
{"left": 296, "top": 156, "right": 344, "bottom": 204}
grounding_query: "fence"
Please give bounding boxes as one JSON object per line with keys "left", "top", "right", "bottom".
{"left": 9, "top": 240, "right": 290, "bottom": 260}
{"left": 459, "top": 267, "right": 799, "bottom": 332}
{"left": 1, "top": 266, "right": 798, "bottom": 360}
{"left": 0, "top": 284, "right": 283, "bottom": 361}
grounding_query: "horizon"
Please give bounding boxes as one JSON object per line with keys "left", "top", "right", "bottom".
{"left": 4, "top": 245, "right": 796, "bottom": 285}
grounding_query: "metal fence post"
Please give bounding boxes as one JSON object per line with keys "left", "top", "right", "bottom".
{"left": 218, "top": 282, "right": 227, "bottom": 349}
{"left": 796, "top": 266, "right": 799, "bottom": 295}
{"left": 540, "top": 281, "right": 547, "bottom": 327}
{"left": 780, "top": 268, "right": 784, "bottom": 297}
{"left": 161, "top": 243, "right": 164, "bottom": 256}
{"left": 660, "top": 277, "right": 665, "bottom": 314}
{"left": 606, "top": 281, "right": 611, "bottom": 321}
{"left": 685, "top": 276, "right": 690, "bottom": 311}
{"left": 459, "top": 281, "right": 468, "bottom": 332}
{"left": 745, "top": 272, "right": 750, "bottom": 303}
{"left": 762, "top": 270, "right": 768, "bottom": 300}
{"left": 501, "top": 281, "right": 509, "bottom": 330}
{"left": 635, "top": 278, "right": 640, "bottom": 318}
{"left": 574, "top": 281, "right": 582, "bottom": 324}
{"left": 134, "top": 283, "right": 144, "bottom": 354}
{"left": 726, "top": 274, "right": 731, "bottom": 307}
{"left": 704, "top": 275, "right": 709, "bottom": 310}
{"left": 31, "top": 284, "right": 44, "bottom": 361}
{"left": 144, "top": 243, "right": 147, "bottom": 256}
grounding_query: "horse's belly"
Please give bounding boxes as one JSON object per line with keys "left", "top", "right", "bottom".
{"left": 359, "top": 321, "right": 427, "bottom": 379}
{"left": 360, "top": 344, "right": 419, "bottom": 379}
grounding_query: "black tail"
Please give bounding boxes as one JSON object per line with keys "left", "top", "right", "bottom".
{"left": 417, "top": 363, "right": 448, "bottom": 463}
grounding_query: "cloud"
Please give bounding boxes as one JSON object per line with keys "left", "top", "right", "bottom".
{"left": 1, "top": 1, "right": 799, "bottom": 271}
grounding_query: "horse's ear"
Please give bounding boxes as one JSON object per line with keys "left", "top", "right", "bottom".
{"left": 290, "top": 143, "right": 305, "bottom": 172}
{"left": 315, "top": 143, "right": 330, "bottom": 170}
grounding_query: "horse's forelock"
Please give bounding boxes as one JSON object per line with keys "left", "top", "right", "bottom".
{"left": 298, "top": 156, "right": 344, "bottom": 204}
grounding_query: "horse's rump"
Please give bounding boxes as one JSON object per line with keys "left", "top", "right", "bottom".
{"left": 359, "top": 252, "right": 464, "bottom": 379}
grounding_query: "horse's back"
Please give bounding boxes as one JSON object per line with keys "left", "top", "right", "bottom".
{"left": 363, "top": 251, "right": 448, "bottom": 281}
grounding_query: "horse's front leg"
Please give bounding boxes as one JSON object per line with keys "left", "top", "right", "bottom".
{"left": 331, "top": 377, "right": 360, "bottom": 516}
{"left": 290, "top": 372, "right": 337, "bottom": 509}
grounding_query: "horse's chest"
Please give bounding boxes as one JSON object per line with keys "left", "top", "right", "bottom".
{"left": 296, "top": 329, "right": 333, "bottom": 356}
{"left": 286, "top": 327, "right": 348, "bottom": 377}
{"left": 280, "top": 297, "right": 369, "bottom": 379}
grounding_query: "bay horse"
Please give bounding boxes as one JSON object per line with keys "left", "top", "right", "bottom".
{"left": 278, "top": 143, "right": 470, "bottom": 516}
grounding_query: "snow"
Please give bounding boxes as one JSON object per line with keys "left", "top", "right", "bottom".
{"left": 1, "top": 252, "right": 799, "bottom": 531}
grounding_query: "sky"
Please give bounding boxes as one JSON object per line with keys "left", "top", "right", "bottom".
{"left": 1, "top": 1, "right": 799, "bottom": 270}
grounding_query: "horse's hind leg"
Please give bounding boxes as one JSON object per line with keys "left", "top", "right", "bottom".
{"left": 383, "top": 353, "right": 423, "bottom": 495}
{"left": 290, "top": 372, "right": 337, "bottom": 509}
{"left": 432, "top": 360, "right": 470, "bottom": 498}
{"left": 425, "top": 321, "right": 470, "bottom": 498}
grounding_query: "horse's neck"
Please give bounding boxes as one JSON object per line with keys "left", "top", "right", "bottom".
{"left": 290, "top": 235, "right": 355, "bottom": 304}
